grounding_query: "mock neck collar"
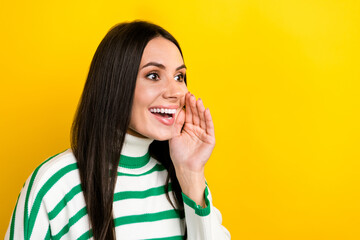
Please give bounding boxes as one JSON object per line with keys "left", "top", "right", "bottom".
{"left": 119, "top": 133, "right": 154, "bottom": 169}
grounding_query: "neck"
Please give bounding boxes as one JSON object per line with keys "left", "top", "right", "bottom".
{"left": 121, "top": 133, "right": 154, "bottom": 157}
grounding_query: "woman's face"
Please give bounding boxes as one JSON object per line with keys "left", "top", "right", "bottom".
{"left": 127, "top": 36, "right": 188, "bottom": 140}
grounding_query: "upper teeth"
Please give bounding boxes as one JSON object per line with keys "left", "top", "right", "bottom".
{"left": 150, "top": 108, "right": 176, "bottom": 114}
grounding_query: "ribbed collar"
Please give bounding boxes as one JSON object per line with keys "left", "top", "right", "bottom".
{"left": 119, "top": 133, "right": 154, "bottom": 169}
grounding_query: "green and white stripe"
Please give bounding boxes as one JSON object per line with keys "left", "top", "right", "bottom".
{"left": 6, "top": 133, "right": 230, "bottom": 240}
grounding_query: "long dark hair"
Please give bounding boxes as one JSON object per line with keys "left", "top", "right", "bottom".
{"left": 71, "top": 20, "right": 187, "bottom": 239}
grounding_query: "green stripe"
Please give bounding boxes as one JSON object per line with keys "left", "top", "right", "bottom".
{"left": 182, "top": 186, "right": 211, "bottom": 216}
{"left": 76, "top": 231, "right": 183, "bottom": 240}
{"left": 77, "top": 229, "right": 93, "bottom": 240}
{"left": 114, "top": 209, "right": 184, "bottom": 227}
{"left": 27, "top": 163, "right": 78, "bottom": 238}
{"left": 48, "top": 184, "right": 82, "bottom": 220}
{"left": 113, "top": 184, "right": 172, "bottom": 202}
{"left": 45, "top": 225, "right": 51, "bottom": 240}
{"left": 52, "top": 207, "right": 88, "bottom": 240}
{"left": 119, "top": 152, "right": 150, "bottom": 169}
{"left": 23, "top": 151, "right": 65, "bottom": 239}
{"left": 9, "top": 193, "right": 20, "bottom": 240}
{"left": 145, "top": 236, "right": 184, "bottom": 240}
{"left": 117, "top": 164, "right": 166, "bottom": 177}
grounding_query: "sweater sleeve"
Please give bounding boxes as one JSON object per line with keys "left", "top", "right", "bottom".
{"left": 181, "top": 184, "right": 231, "bottom": 240}
{"left": 5, "top": 172, "right": 51, "bottom": 240}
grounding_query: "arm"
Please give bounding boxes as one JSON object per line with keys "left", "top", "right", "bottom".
{"left": 170, "top": 92, "right": 230, "bottom": 239}
{"left": 181, "top": 184, "right": 231, "bottom": 240}
{"left": 5, "top": 170, "right": 51, "bottom": 240}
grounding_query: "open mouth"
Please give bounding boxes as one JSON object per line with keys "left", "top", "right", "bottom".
{"left": 149, "top": 108, "right": 176, "bottom": 119}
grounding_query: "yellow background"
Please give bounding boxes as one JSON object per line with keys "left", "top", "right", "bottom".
{"left": 1, "top": 0, "right": 359, "bottom": 239}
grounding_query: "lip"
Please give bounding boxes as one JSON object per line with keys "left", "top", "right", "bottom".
{"left": 148, "top": 105, "right": 179, "bottom": 126}
{"left": 148, "top": 105, "right": 179, "bottom": 110}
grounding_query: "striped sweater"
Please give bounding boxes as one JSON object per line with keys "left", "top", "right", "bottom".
{"left": 5, "top": 133, "right": 230, "bottom": 239}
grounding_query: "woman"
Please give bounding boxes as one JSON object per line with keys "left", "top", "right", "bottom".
{"left": 6, "top": 20, "right": 230, "bottom": 239}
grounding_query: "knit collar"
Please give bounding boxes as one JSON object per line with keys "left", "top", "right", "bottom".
{"left": 119, "top": 133, "right": 154, "bottom": 169}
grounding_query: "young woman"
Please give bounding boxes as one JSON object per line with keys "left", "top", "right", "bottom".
{"left": 6, "top": 20, "right": 230, "bottom": 240}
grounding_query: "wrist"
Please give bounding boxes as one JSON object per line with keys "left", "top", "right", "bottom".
{"left": 175, "top": 168, "right": 207, "bottom": 207}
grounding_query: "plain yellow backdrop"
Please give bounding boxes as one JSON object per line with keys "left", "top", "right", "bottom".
{"left": 1, "top": 0, "right": 359, "bottom": 239}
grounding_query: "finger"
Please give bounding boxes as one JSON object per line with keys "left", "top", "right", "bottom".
{"left": 205, "top": 108, "right": 215, "bottom": 137}
{"left": 173, "top": 108, "right": 185, "bottom": 136}
{"left": 190, "top": 94, "right": 200, "bottom": 126}
{"left": 197, "top": 98, "right": 206, "bottom": 130}
{"left": 185, "top": 92, "right": 193, "bottom": 124}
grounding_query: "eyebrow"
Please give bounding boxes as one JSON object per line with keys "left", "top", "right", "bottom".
{"left": 141, "top": 62, "right": 187, "bottom": 71}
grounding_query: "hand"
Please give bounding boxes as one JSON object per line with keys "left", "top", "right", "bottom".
{"left": 169, "top": 92, "right": 215, "bottom": 173}
{"left": 169, "top": 92, "right": 215, "bottom": 206}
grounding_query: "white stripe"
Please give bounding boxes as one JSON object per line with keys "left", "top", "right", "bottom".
{"left": 113, "top": 192, "right": 178, "bottom": 217}
{"left": 115, "top": 218, "right": 185, "bottom": 239}
{"left": 115, "top": 167, "right": 169, "bottom": 192}
{"left": 58, "top": 209, "right": 90, "bottom": 240}
{"left": 29, "top": 203, "right": 50, "bottom": 240}
{"left": 49, "top": 191, "right": 86, "bottom": 235}
{"left": 44, "top": 169, "right": 81, "bottom": 214}
{"left": 29, "top": 150, "right": 76, "bottom": 208}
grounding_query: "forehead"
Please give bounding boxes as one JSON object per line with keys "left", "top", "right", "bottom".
{"left": 140, "top": 37, "right": 184, "bottom": 67}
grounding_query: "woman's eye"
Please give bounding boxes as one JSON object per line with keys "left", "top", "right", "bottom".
{"left": 146, "top": 72, "right": 160, "bottom": 81}
{"left": 174, "top": 73, "right": 184, "bottom": 82}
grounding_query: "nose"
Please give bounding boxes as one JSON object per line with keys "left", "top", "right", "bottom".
{"left": 162, "top": 77, "right": 186, "bottom": 101}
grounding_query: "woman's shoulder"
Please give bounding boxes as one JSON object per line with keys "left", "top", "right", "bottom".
{"left": 32, "top": 149, "right": 78, "bottom": 183}
{"left": 22, "top": 149, "right": 80, "bottom": 205}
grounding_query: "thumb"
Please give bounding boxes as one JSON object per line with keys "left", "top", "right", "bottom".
{"left": 172, "top": 108, "right": 185, "bottom": 137}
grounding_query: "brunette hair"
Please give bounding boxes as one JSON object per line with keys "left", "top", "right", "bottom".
{"left": 71, "top": 20, "right": 187, "bottom": 239}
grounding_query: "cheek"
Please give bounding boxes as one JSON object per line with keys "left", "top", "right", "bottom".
{"left": 131, "top": 84, "right": 159, "bottom": 123}
{"left": 179, "top": 85, "right": 188, "bottom": 105}
{"left": 133, "top": 86, "right": 158, "bottom": 108}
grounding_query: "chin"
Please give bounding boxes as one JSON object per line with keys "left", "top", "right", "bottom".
{"left": 127, "top": 120, "right": 179, "bottom": 141}
{"left": 152, "top": 134, "right": 172, "bottom": 141}
{"left": 146, "top": 130, "right": 173, "bottom": 141}
{"left": 128, "top": 126, "right": 174, "bottom": 141}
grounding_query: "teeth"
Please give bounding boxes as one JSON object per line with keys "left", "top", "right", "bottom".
{"left": 150, "top": 108, "right": 176, "bottom": 114}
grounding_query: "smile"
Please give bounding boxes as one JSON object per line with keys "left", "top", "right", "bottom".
{"left": 148, "top": 107, "right": 177, "bottom": 126}
{"left": 149, "top": 108, "right": 176, "bottom": 119}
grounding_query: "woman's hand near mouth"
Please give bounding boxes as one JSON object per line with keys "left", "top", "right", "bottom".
{"left": 169, "top": 91, "right": 215, "bottom": 207}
